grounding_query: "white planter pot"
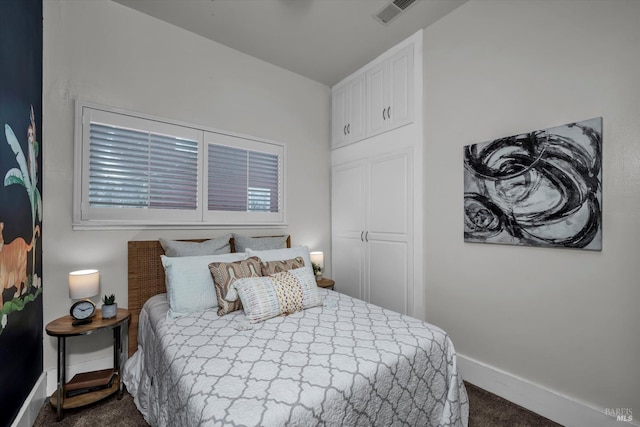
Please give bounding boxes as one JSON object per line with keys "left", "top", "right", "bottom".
{"left": 102, "top": 303, "right": 117, "bottom": 319}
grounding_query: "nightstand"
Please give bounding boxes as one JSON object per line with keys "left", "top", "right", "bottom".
{"left": 316, "top": 278, "right": 335, "bottom": 290}
{"left": 46, "top": 308, "right": 130, "bottom": 421}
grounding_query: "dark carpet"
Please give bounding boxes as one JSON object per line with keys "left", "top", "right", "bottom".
{"left": 34, "top": 381, "right": 562, "bottom": 426}
{"left": 465, "top": 382, "right": 561, "bottom": 427}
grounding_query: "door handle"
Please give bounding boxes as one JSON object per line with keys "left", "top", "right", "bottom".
{"left": 347, "top": 123, "right": 350, "bottom": 134}
{"left": 387, "top": 106, "right": 391, "bottom": 119}
{"left": 382, "top": 108, "right": 386, "bottom": 120}
{"left": 343, "top": 125, "right": 347, "bottom": 135}
{"left": 360, "top": 231, "right": 364, "bottom": 242}
{"left": 365, "top": 231, "right": 369, "bottom": 242}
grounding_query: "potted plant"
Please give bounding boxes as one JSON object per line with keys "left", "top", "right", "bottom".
{"left": 101, "top": 294, "right": 117, "bottom": 319}
{"left": 312, "top": 262, "right": 322, "bottom": 280}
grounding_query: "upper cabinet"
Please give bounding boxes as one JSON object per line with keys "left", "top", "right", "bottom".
{"left": 331, "top": 41, "right": 414, "bottom": 149}
{"left": 332, "top": 74, "right": 366, "bottom": 149}
{"left": 366, "top": 45, "right": 414, "bottom": 138}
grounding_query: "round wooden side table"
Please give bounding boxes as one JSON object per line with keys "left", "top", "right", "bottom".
{"left": 45, "top": 308, "right": 130, "bottom": 421}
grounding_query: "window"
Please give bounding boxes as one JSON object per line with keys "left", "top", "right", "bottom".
{"left": 74, "top": 103, "right": 285, "bottom": 227}
{"left": 203, "top": 131, "right": 283, "bottom": 224}
{"left": 88, "top": 123, "right": 199, "bottom": 211}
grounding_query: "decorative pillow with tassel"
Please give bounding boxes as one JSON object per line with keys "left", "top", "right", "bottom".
{"left": 226, "top": 267, "right": 321, "bottom": 323}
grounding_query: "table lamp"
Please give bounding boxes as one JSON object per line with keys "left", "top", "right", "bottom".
{"left": 310, "top": 251, "right": 324, "bottom": 280}
{"left": 68, "top": 269, "right": 100, "bottom": 325}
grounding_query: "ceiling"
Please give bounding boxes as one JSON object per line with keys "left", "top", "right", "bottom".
{"left": 112, "top": 0, "right": 467, "bottom": 87}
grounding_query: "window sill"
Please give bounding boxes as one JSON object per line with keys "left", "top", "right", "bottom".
{"left": 72, "top": 221, "right": 289, "bottom": 231}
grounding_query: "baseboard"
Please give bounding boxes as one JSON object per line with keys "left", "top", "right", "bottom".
{"left": 11, "top": 372, "right": 46, "bottom": 427}
{"left": 458, "top": 354, "right": 637, "bottom": 427}
{"left": 46, "top": 354, "right": 115, "bottom": 396}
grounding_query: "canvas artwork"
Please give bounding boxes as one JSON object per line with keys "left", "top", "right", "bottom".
{"left": 463, "top": 117, "right": 602, "bottom": 250}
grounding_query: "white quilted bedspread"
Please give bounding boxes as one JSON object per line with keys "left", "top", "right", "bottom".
{"left": 124, "top": 289, "right": 469, "bottom": 426}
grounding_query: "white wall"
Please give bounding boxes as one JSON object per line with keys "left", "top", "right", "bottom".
{"left": 42, "top": 0, "right": 330, "bottom": 378}
{"left": 423, "top": 0, "right": 640, "bottom": 420}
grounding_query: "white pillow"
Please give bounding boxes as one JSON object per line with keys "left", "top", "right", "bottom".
{"left": 246, "top": 246, "right": 313, "bottom": 276}
{"left": 161, "top": 252, "right": 246, "bottom": 318}
{"left": 288, "top": 266, "right": 322, "bottom": 309}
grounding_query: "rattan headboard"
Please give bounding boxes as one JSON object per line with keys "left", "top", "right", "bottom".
{"left": 127, "top": 235, "right": 291, "bottom": 357}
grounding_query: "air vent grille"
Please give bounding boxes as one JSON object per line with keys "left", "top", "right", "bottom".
{"left": 376, "top": 4, "right": 402, "bottom": 24}
{"left": 393, "top": 0, "right": 417, "bottom": 11}
{"left": 374, "top": 0, "right": 420, "bottom": 25}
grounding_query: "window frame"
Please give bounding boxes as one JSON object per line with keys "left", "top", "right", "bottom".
{"left": 73, "top": 101, "right": 287, "bottom": 229}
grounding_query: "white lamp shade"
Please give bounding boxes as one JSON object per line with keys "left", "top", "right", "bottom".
{"left": 310, "top": 251, "right": 324, "bottom": 269}
{"left": 69, "top": 269, "right": 100, "bottom": 299}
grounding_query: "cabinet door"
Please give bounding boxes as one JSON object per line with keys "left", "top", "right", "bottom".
{"left": 366, "top": 61, "right": 387, "bottom": 137}
{"left": 347, "top": 74, "right": 366, "bottom": 144}
{"left": 333, "top": 236, "right": 365, "bottom": 300}
{"left": 368, "top": 240, "right": 408, "bottom": 314}
{"left": 366, "top": 44, "right": 414, "bottom": 138}
{"left": 387, "top": 45, "right": 413, "bottom": 130}
{"left": 331, "top": 85, "right": 349, "bottom": 149}
{"left": 367, "top": 151, "right": 411, "bottom": 315}
{"left": 331, "top": 160, "right": 366, "bottom": 299}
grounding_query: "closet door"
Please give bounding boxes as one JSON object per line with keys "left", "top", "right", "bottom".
{"left": 331, "top": 160, "right": 366, "bottom": 300}
{"left": 367, "top": 150, "right": 411, "bottom": 315}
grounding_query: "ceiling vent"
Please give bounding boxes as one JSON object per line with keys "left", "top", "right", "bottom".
{"left": 374, "top": 0, "right": 420, "bottom": 25}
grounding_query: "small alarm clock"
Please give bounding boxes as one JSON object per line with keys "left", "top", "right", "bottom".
{"left": 70, "top": 299, "right": 96, "bottom": 326}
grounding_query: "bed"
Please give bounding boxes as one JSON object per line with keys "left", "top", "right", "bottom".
{"left": 123, "top": 237, "right": 469, "bottom": 426}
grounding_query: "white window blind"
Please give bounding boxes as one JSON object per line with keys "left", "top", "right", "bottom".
{"left": 208, "top": 144, "right": 280, "bottom": 213}
{"left": 89, "top": 123, "right": 198, "bottom": 210}
{"left": 74, "top": 103, "right": 286, "bottom": 228}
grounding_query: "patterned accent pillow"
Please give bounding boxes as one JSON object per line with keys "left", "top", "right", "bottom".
{"left": 273, "top": 272, "right": 304, "bottom": 315}
{"left": 226, "top": 271, "right": 305, "bottom": 323}
{"left": 246, "top": 246, "right": 314, "bottom": 278}
{"left": 260, "top": 256, "right": 305, "bottom": 275}
{"left": 208, "top": 256, "right": 263, "bottom": 316}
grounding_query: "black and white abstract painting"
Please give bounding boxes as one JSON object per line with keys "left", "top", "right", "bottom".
{"left": 463, "top": 117, "right": 602, "bottom": 250}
